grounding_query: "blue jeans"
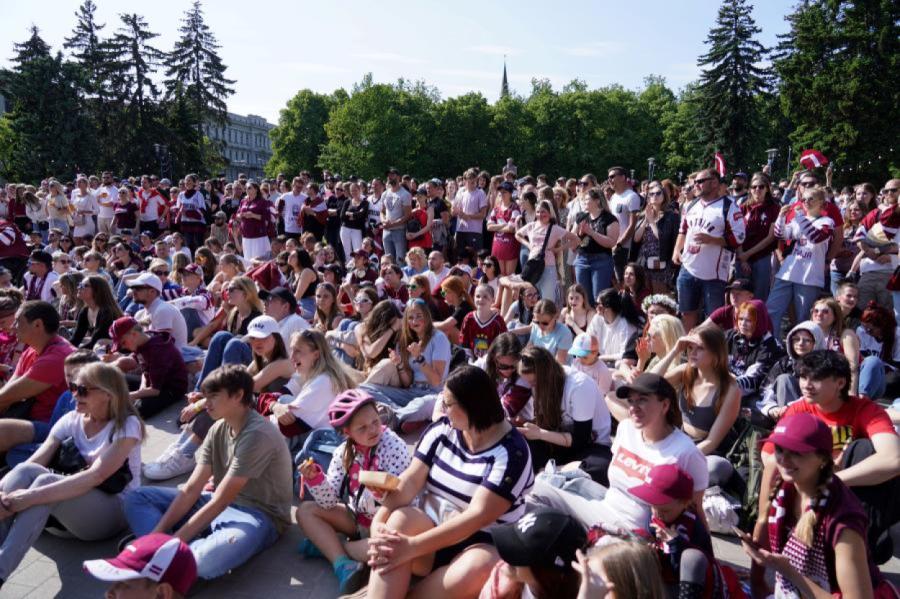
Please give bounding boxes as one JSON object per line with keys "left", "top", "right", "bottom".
{"left": 676, "top": 270, "right": 726, "bottom": 318}
{"left": 383, "top": 229, "right": 407, "bottom": 262}
{"left": 574, "top": 253, "right": 614, "bottom": 306}
{"left": 359, "top": 383, "right": 435, "bottom": 411}
{"left": 123, "top": 486, "right": 278, "bottom": 580}
{"left": 749, "top": 256, "right": 773, "bottom": 301}
{"left": 766, "top": 279, "right": 822, "bottom": 341}
{"left": 197, "top": 331, "right": 252, "bottom": 391}
{"left": 859, "top": 355, "right": 886, "bottom": 400}
{"left": 299, "top": 297, "right": 315, "bottom": 321}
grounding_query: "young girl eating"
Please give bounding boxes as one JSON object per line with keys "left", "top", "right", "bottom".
{"left": 296, "top": 390, "right": 411, "bottom": 595}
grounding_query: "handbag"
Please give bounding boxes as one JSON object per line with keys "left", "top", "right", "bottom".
{"left": 49, "top": 437, "right": 133, "bottom": 494}
{"left": 520, "top": 224, "right": 553, "bottom": 285}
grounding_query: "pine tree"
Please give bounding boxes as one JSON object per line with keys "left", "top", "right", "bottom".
{"left": 63, "top": 0, "right": 107, "bottom": 169}
{"left": 164, "top": 1, "right": 234, "bottom": 132}
{"left": 500, "top": 58, "right": 509, "bottom": 99}
{"left": 695, "top": 0, "right": 770, "bottom": 172}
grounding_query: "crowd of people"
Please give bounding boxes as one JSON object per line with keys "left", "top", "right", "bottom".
{"left": 0, "top": 162, "right": 897, "bottom": 598}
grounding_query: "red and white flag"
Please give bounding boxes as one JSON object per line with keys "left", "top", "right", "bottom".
{"left": 714, "top": 152, "right": 726, "bottom": 177}
{"left": 799, "top": 149, "right": 829, "bottom": 170}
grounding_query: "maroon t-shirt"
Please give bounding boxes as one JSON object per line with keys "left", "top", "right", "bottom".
{"left": 742, "top": 199, "right": 780, "bottom": 256}
{"left": 135, "top": 332, "right": 188, "bottom": 397}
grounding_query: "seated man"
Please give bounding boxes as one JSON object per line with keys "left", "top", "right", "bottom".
{"left": 125, "top": 272, "right": 203, "bottom": 367}
{"left": 0, "top": 301, "right": 73, "bottom": 427}
{"left": 109, "top": 316, "right": 188, "bottom": 419}
{"left": 755, "top": 350, "right": 900, "bottom": 564}
{"left": 2, "top": 349, "right": 98, "bottom": 466}
{"left": 83, "top": 533, "right": 197, "bottom": 599}
{"left": 123, "top": 365, "right": 293, "bottom": 580}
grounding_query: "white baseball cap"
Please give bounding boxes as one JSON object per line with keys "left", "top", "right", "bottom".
{"left": 125, "top": 272, "right": 163, "bottom": 293}
{"left": 246, "top": 315, "right": 279, "bottom": 339}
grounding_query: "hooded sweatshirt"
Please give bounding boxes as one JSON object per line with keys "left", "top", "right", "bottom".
{"left": 726, "top": 300, "right": 783, "bottom": 397}
{"left": 756, "top": 321, "right": 825, "bottom": 417}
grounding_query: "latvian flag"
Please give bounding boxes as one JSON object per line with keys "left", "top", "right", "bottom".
{"left": 714, "top": 152, "right": 726, "bottom": 177}
{"left": 799, "top": 149, "right": 829, "bottom": 170}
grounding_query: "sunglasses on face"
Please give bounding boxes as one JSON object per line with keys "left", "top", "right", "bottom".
{"left": 69, "top": 383, "right": 99, "bottom": 396}
{"left": 152, "top": 270, "right": 169, "bottom": 276}
{"left": 647, "top": 191, "right": 663, "bottom": 197}
{"left": 354, "top": 297, "right": 372, "bottom": 304}
{"left": 750, "top": 184, "right": 767, "bottom": 190}
{"left": 536, "top": 319, "right": 554, "bottom": 327}
{"left": 524, "top": 292, "right": 539, "bottom": 299}
{"left": 226, "top": 286, "right": 242, "bottom": 293}
{"left": 495, "top": 359, "right": 519, "bottom": 372}
{"left": 799, "top": 181, "right": 816, "bottom": 187}
{"left": 694, "top": 177, "right": 713, "bottom": 185}
{"left": 77, "top": 283, "right": 90, "bottom": 290}
{"left": 406, "top": 283, "right": 418, "bottom": 290}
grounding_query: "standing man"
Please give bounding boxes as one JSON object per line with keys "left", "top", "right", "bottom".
{"left": 381, "top": 168, "right": 412, "bottom": 261}
{"left": 607, "top": 166, "right": 642, "bottom": 283}
{"left": 96, "top": 171, "right": 119, "bottom": 235}
{"left": 137, "top": 175, "right": 166, "bottom": 239}
{"left": 672, "top": 168, "right": 746, "bottom": 331}
{"left": 730, "top": 172, "right": 749, "bottom": 205}
{"left": 452, "top": 168, "right": 489, "bottom": 253}
{"left": 367, "top": 177, "right": 386, "bottom": 253}
{"left": 280, "top": 177, "right": 307, "bottom": 241}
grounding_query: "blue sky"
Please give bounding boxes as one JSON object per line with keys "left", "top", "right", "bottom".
{"left": 0, "top": 0, "right": 793, "bottom": 124}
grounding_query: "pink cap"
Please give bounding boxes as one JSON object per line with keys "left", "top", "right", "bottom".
{"left": 629, "top": 464, "right": 694, "bottom": 505}
{"left": 762, "top": 413, "right": 832, "bottom": 455}
{"left": 83, "top": 533, "right": 197, "bottom": 595}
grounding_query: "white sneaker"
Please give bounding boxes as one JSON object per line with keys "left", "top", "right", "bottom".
{"left": 143, "top": 443, "right": 196, "bottom": 481}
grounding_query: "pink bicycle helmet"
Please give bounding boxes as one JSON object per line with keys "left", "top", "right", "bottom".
{"left": 328, "top": 389, "right": 376, "bottom": 428}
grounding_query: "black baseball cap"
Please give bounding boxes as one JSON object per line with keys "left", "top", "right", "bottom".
{"left": 615, "top": 372, "right": 677, "bottom": 404}
{"left": 258, "top": 286, "right": 298, "bottom": 313}
{"left": 725, "top": 278, "right": 753, "bottom": 293}
{"left": 386, "top": 167, "right": 400, "bottom": 176}
{"left": 498, "top": 181, "right": 515, "bottom": 193}
{"left": 416, "top": 185, "right": 428, "bottom": 196}
{"left": 491, "top": 508, "right": 585, "bottom": 569}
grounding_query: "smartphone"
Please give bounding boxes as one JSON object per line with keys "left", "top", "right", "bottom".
{"left": 732, "top": 525, "right": 760, "bottom": 550}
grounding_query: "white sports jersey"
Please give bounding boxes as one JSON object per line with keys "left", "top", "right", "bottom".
{"left": 678, "top": 196, "right": 746, "bottom": 281}
{"left": 774, "top": 212, "right": 834, "bottom": 288}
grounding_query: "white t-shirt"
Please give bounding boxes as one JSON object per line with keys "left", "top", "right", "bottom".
{"left": 50, "top": 412, "right": 143, "bottom": 492}
{"left": 609, "top": 189, "right": 641, "bottom": 248}
{"left": 381, "top": 187, "right": 411, "bottom": 227}
{"left": 454, "top": 188, "right": 488, "bottom": 234}
{"left": 280, "top": 373, "right": 336, "bottom": 429}
{"left": 138, "top": 189, "right": 165, "bottom": 222}
{"left": 135, "top": 297, "right": 188, "bottom": 349}
{"left": 367, "top": 193, "right": 383, "bottom": 228}
{"left": 586, "top": 314, "right": 638, "bottom": 361}
{"left": 23, "top": 271, "right": 59, "bottom": 303}
{"left": 277, "top": 313, "right": 310, "bottom": 343}
{"left": 678, "top": 196, "right": 747, "bottom": 281}
{"left": 71, "top": 190, "right": 98, "bottom": 228}
{"left": 601, "top": 418, "right": 708, "bottom": 530}
{"left": 425, "top": 266, "right": 450, "bottom": 290}
{"left": 96, "top": 185, "right": 118, "bottom": 218}
{"left": 521, "top": 368, "right": 610, "bottom": 446}
{"left": 856, "top": 325, "right": 900, "bottom": 363}
{"left": 774, "top": 212, "right": 835, "bottom": 288}
{"left": 281, "top": 192, "right": 308, "bottom": 234}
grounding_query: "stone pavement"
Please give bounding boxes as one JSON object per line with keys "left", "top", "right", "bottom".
{"left": 1, "top": 403, "right": 898, "bottom": 598}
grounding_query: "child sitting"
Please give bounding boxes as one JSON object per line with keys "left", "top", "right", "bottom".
{"left": 629, "top": 464, "right": 743, "bottom": 599}
{"left": 568, "top": 332, "right": 612, "bottom": 394}
{"left": 296, "top": 390, "right": 411, "bottom": 595}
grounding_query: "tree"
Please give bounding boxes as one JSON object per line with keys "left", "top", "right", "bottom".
{"left": 429, "top": 92, "right": 495, "bottom": 176}
{"left": 267, "top": 89, "right": 338, "bottom": 177}
{"left": 164, "top": 1, "right": 234, "bottom": 133}
{"left": 695, "top": 0, "right": 770, "bottom": 172}
{"left": 661, "top": 84, "right": 707, "bottom": 178}
{"left": 63, "top": 0, "right": 108, "bottom": 165}
{"left": 774, "top": 0, "right": 900, "bottom": 182}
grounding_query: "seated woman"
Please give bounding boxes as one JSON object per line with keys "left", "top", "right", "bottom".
{"left": 406, "top": 274, "right": 442, "bottom": 321}
{"left": 724, "top": 300, "right": 782, "bottom": 405}
{"left": 70, "top": 275, "right": 122, "bottom": 349}
{"left": 741, "top": 413, "right": 897, "bottom": 599}
{"left": 757, "top": 321, "right": 825, "bottom": 424}
{"left": 313, "top": 282, "right": 344, "bottom": 334}
{"left": 614, "top": 313, "right": 684, "bottom": 385}
{"left": 288, "top": 248, "right": 318, "bottom": 320}
{"left": 503, "top": 283, "right": 540, "bottom": 344}
{"left": 0, "top": 363, "right": 144, "bottom": 581}
{"left": 533, "top": 372, "right": 707, "bottom": 533}
{"left": 434, "top": 275, "right": 473, "bottom": 343}
{"left": 354, "top": 299, "right": 402, "bottom": 378}
{"left": 648, "top": 324, "right": 742, "bottom": 489}
{"left": 191, "top": 276, "right": 263, "bottom": 377}
{"left": 458, "top": 284, "right": 506, "bottom": 362}
{"left": 587, "top": 288, "right": 642, "bottom": 366}
{"left": 476, "top": 332, "right": 531, "bottom": 422}
{"left": 360, "top": 299, "right": 451, "bottom": 426}
{"left": 811, "top": 297, "right": 861, "bottom": 396}
{"left": 327, "top": 286, "right": 379, "bottom": 367}
{"left": 515, "top": 346, "right": 612, "bottom": 485}
{"left": 559, "top": 284, "right": 592, "bottom": 337}
{"left": 365, "top": 365, "right": 534, "bottom": 599}
{"left": 207, "top": 253, "right": 244, "bottom": 301}
{"left": 510, "top": 299, "right": 573, "bottom": 365}
{"left": 855, "top": 302, "right": 900, "bottom": 401}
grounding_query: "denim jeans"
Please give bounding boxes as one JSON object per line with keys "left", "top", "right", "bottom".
{"left": 383, "top": 229, "right": 408, "bottom": 262}
{"left": 49, "top": 217, "right": 69, "bottom": 235}
{"left": 181, "top": 307, "right": 204, "bottom": 340}
{"left": 123, "top": 486, "right": 278, "bottom": 580}
{"left": 197, "top": 331, "right": 252, "bottom": 391}
{"left": 676, "top": 270, "right": 726, "bottom": 318}
{"left": 749, "top": 256, "right": 773, "bottom": 301}
{"left": 766, "top": 278, "right": 822, "bottom": 342}
{"left": 299, "top": 297, "right": 315, "bottom": 321}
{"left": 574, "top": 252, "right": 614, "bottom": 306}
{"left": 535, "top": 263, "right": 560, "bottom": 306}
{"left": 858, "top": 355, "right": 886, "bottom": 400}
{"left": 359, "top": 382, "right": 436, "bottom": 410}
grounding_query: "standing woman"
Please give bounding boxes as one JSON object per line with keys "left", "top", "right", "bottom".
{"left": 406, "top": 187, "right": 433, "bottom": 252}
{"left": 830, "top": 199, "right": 864, "bottom": 297}
{"left": 71, "top": 274, "right": 123, "bottom": 349}
{"left": 0, "top": 363, "right": 144, "bottom": 580}
{"left": 45, "top": 180, "right": 71, "bottom": 235}
{"left": 289, "top": 249, "right": 318, "bottom": 320}
{"left": 737, "top": 173, "right": 779, "bottom": 300}
{"left": 572, "top": 188, "right": 618, "bottom": 306}
{"left": 173, "top": 174, "right": 208, "bottom": 253}
{"left": 634, "top": 181, "right": 680, "bottom": 294}
{"left": 650, "top": 323, "right": 742, "bottom": 488}
{"left": 515, "top": 190, "right": 538, "bottom": 268}
{"left": 338, "top": 182, "right": 369, "bottom": 258}
{"left": 487, "top": 181, "right": 521, "bottom": 276}
{"left": 23, "top": 191, "right": 47, "bottom": 241}
{"left": 235, "top": 181, "right": 272, "bottom": 261}
{"left": 427, "top": 179, "right": 451, "bottom": 255}
{"left": 516, "top": 199, "right": 578, "bottom": 306}
{"left": 71, "top": 176, "right": 97, "bottom": 243}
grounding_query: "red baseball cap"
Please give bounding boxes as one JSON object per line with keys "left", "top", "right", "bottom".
{"left": 761, "top": 413, "right": 832, "bottom": 455}
{"left": 629, "top": 464, "right": 694, "bottom": 506}
{"left": 108, "top": 316, "right": 138, "bottom": 352}
{"left": 83, "top": 533, "right": 197, "bottom": 595}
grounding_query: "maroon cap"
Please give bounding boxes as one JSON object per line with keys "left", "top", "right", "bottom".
{"left": 762, "top": 413, "right": 832, "bottom": 454}
{"left": 83, "top": 533, "right": 197, "bottom": 595}
{"left": 179, "top": 263, "right": 203, "bottom": 277}
{"left": 629, "top": 464, "right": 694, "bottom": 506}
{"left": 109, "top": 316, "right": 138, "bottom": 352}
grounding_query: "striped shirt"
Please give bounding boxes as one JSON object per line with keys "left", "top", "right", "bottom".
{"left": 414, "top": 418, "right": 533, "bottom": 530}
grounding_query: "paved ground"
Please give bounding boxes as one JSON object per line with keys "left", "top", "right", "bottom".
{"left": 2, "top": 403, "right": 897, "bottom": 598}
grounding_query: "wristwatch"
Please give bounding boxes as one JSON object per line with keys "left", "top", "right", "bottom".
{"left": 413, "top": 355, "right": 426, "bottom": 365}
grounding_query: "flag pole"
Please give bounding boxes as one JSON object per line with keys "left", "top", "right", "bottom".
{"left": 785, "top": 147, "right": 792, "bottom": 179}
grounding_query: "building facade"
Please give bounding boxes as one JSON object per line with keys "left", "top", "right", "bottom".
{"left": 204, "top": 112, "right": 275, "bottom": 181}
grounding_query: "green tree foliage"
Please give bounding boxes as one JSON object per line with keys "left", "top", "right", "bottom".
{"left": 63, "top": 0, "right": 106, "bottom": 166}
{"left": 695, "top": 0, "right": 770, "bottom": 172}
{"left": 774, "top": 0, "right": 900, "bottom": 181}
{"left": 266, "top": 89, "right": 338, "bottom": 177}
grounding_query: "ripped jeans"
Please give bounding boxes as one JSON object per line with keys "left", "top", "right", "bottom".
{"left": 123, "top": 486, "right": 278, "bottom": 580}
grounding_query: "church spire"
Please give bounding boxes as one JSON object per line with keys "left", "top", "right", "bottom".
{"left": 500, "top": 55, "right": 509, "bottom": 99}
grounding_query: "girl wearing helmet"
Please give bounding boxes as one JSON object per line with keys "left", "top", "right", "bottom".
{"left": 296, "top": 389, "right": 411, "bottom": 595}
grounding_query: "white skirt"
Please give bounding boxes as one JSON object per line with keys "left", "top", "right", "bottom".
{"left": 242, "top": 235, "right": 271, "bottom": 261}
